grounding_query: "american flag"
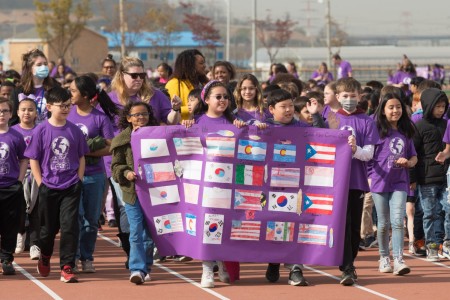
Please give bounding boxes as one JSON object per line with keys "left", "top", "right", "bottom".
{"left": 173, "top": 137, "right": 203, "bottom": 155}
{"left": 230, "top": 220, "right": 261, "bottom": 241}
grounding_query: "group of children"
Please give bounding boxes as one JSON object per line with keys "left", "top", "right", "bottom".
{"left": 1, "top": 51, "right": 450, "bottom": 290}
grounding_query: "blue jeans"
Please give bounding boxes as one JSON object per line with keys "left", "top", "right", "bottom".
{"left": 110, "top": 177, "right": 129, "bottom": 233}
{"left": 418, "top": 184, "right": 447, "bottom": 244}
{"left": 125, "top": 198, "right": 154, "bottom": 275}
{"left": 78, "top": 173, "right": 106, "bottom": 261}
{"left": 372, "top": 191, "right": 407, "bottom": 258}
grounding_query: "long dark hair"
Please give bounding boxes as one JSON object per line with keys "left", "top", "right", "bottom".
{"left": 74, "top": 75, "right": 118, "bottom": 121}
{"left": 118, "top": 102, "right": 158, "bottom": 130}
{"left": 170, "top": 49, "right": 208, "bottom": 87}
{"left": 21, "top": 49, "right": 56, "bottom": 94}
{"left": 375, "top": 92, "right": 415, "bottom": 139}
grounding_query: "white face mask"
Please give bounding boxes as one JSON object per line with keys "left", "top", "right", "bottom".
{"left": 34, "top": 65, "right": 49, "bottom": 79}
{"left": 341, "top": 98, "right": 358, "bottom": 112}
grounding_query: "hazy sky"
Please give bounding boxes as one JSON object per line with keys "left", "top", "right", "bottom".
{"left": 182, "top": 0, "right": 450, "bottom": 36}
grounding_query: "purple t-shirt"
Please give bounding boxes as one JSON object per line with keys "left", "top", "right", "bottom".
{"left": 68, "top": 108, "right": 114, "bottom": 176}
{"left": 442, "top": 120, "right": 450, "bottom": 144}
{"left": 392, "top": 71, "right": 415, "bottom": 85}
{"left": 19, "top": 86, "right": 47, "bottom": 124}
{"left": 334, "top": 112, "right": 379, "bottom": 191}
{"left": 411, "top": 110, "right": 423, "bottom": 123}
{"left": 195, "top": 114, "right": 231, "bottom": 125}
{"left": 235, "top": 108, "right": 266, "bottom": 124}
{"left": 337, "top": 60, "right": 352, "bottom": 79}
{"left": 24, "top": 120, "right": 89, "bottom": 190}
{"left": 11, "top": 124, "right": 34, "bottom": 146}
{"left": 310, "top": 70, "right": 334, "bottom": 85}
{"left": 370, "top": 130, "right": 417, "bottom": 193}
{"left": 0, "top": 128, "right": 27, "bottom": 188}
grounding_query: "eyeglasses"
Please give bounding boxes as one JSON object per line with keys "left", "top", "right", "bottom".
{"left": 211, "top": 94, "right": 230, "bottom": 101}
{"left": 128, "top": 112, "right": 150, "bottom": 118}
{"left": 0, "top": 109, "right": 11, "bottom": 115}
{"left": 123, "top": 72, "right": 146, "bottom": 80}
{"left": 52, "top": 103, "right": 72, "bottom": 110}
{"left": 103, "top": 65, "right": 115, "bottom": 69}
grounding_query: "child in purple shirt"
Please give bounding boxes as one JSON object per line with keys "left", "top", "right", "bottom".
{"left": 25, "top": 87, "right": 89, "bottom": 283}
{"left": 0, "top": 97, "right": 28, "bottom": 275}
{"left": 369, "top": 92, "right": 417, "bottom": 276}
{"left": 233, "top": 74, "right": 266, "bottom": 125}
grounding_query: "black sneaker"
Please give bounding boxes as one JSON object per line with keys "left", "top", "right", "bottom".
{"left": 1, "top": 261, "right": 16, "bottom": 275}
{"left": 340, "top": 269, "right": 355, "bottom": 286}
{"left": 359, "top": 239, "right": 366, "bottom": 251}
{"left": 288, "top": 267, "right": 308, "bottom": 286}
{"left": 265, "top": 263, "right": 280, "bottom": 283}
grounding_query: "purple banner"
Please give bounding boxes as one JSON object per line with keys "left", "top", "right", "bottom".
{"left": 131, "top": 125, "right": 351, "bottom": 266}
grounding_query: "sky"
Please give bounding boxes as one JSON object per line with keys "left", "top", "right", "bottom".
{"left": 178, "top": 0, "right": 450, "bottom": 36}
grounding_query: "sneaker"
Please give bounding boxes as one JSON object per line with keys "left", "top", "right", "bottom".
{"left": 340, "top": 268, "right": 356, "bottom": 286}
{"left": 408, "top": 242, "right": 415, "bottom": 255}
{"left": 393, "top": 257, "right": 410, "bottom": 275}
{"left": 288, "top": 267, "right": 309, "bottom": 286}
{"left": 37, "top": 254, "right": 51, "bottom": 277}
{"left": 1, "top": 261, "right": 16, "bottom": 275}
{"left": 108, "top": 219, "right": 117, "bottom": 227}
{"left": 217, "top": 261, "right": 230, "bottom": 283}
{"left": 265, "top": 263, "right": 280, "bottom": 283}
{"left": 30, "top": 245, "right": 41, "bottom": 260}
{"left": 129, "top": 271, "right": 144, "bottom": 285}
{"left": 15, "top": 233, "right": 25, "bottom": 254}
{"left": 174, "top": 255, "right": 193, "bottom": 262}
{"left": 201, "top": 261, "right": 215, "bottom": 288}
{"left": 145, "top": 273, "right": 151, "bottom": 282}
{"left": 73, "top": 259, "right": 80, "bottom": 274}
{"left": 426, "top": 243, "right": 440, "bottom": 262}
{"left": 439, "top": 241, "right": 450, "bottom": 259}
{"left": 413, "top": 239, "right": 427, "bottom": 256}
{"left": 99, "top": 214, "right": 105, "bottom": 225}
{"left": 81, "top": 260, "right": 95, "bottom": 273}
{"left": 378, "top": 256, "right": 392, "bottom": 273}
{"left": 364, "top": 235, "right": 377, "bottom": 248}
{"left": 60, "top": 265, "right": 78, "bottom": 283}
{"left": 358, "top": 239, "right": 366, "bottom": 251}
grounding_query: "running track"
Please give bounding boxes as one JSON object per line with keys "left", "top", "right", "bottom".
{"left": 4, "top": 227, "right": 450, "bottom": 300}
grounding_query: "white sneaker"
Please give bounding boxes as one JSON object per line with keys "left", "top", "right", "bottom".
{"left": 15, "top": 233, "right": 25, "bottom": 254}
{"left": 201, "top": 261, "right": 215, "bottom": 288}
{"left": 393, "top": 257, "right": 410, "bottom": 275}
{"left": 29, "top": 245, "right": 41, "bottom": 260}
{"left": 378, "top": 256, "right": 392, "bottom": 273}
{"left": 81, "top": 260, "right": 96, "bottom": 273}
{"left": 217, "top": 261, "right": 230, "bottom": 283}
{"left": 130, "top": 271, "right": 144, "bottom": 285}
{"left": 145, "top": 273, "right": 151, "bottom": 281}
{"left": 439, "top": 241, "right": 450, "bottom": 260}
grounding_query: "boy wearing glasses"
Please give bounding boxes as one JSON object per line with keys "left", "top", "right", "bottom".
{"left": 0, "top": 97, "right": 28, "bottom": 275}
{"left": 24, "top": 87, "right": 89, "bottom": 283}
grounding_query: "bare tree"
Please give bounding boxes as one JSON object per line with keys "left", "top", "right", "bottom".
{"left": 34, "top": 0, "right": 92, "bottom": 59}
{"left": 317, "top": 19, "right": 349, "bottom": 48}
{"left": 255, "top": 14, "right": 297, "bottom": 64}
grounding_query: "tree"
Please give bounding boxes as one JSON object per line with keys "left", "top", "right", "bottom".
{"left": 316, "top": 19, "right": 349, "bottom": 48}
{"left": 34, "top": 0, "right": 92, "bottom": 59}
{"left": 255, "top": 14, "right": 297, "bottom": 64}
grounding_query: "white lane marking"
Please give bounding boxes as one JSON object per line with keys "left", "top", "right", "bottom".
{"left": 97, "top": 233, "right": 230, "bottom": 300}
{"left": 303, "top": 265, "right": 397, "bottom": 300}
{"left": 404, "top": 253, "right": 450, "bottom": 269}
{"left": 13, "top": 262, "right": 63, "bottom": 300}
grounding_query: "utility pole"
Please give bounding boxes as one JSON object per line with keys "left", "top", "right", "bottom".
{"left": 226, "top": 0, "right": 230, "bottom": 61}
{"left": 319, "top": 0, "right": 332, "bottom": 70}
{"left": 252, "top": 0, "right": 256, "bottom": 73}
{"left": 119, "top": 0, "right": 126, "bottom": 58}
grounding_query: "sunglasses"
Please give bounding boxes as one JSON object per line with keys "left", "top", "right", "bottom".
{"left": 123, "top": 72, "right": 146, "bottom": 80}
{"left": 210, "top": 94, "right": 230, "bottom": 101}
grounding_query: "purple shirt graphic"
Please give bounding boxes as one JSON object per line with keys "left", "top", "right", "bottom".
{"left": 68, "top": 108, "right": 114, "bottom": 176}
{"left": 0, "top": 128, "right": 27, "bottom": 188}
{"left": 370, "top": 130, "right": 416, "bottom": 193}
{"left": 24, "top": 120, "right": 89, "bottom": 190}
{"left": 337, "top": 60, "right": 352, "bottom": 79}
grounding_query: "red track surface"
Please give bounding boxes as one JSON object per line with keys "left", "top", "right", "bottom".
{"left": 4, "top": 227, "right": 450, "bottom": 300}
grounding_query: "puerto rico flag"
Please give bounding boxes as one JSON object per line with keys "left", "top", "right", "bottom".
{"left": 234, "top": 189, "right": 263, "bottom": 211}
{"left": 235, "top": 164, "right": 264, "bottom": 186}
{"left": 305, "top": 142, "right": 336, "bottom": 164}
{"left": 273, "top": 144, "right": 296, "bottom": 163}
{"left": 237, "top": 140, "right": 267, "bottom": 161}
{"left": 297, "top": 223, "right": 328, "bottom": 246}
{"left": 230, "top": 220, "right": 261, "bottom": 241}
{"left": 303, "top": 193, "right": 334, "bottom": 215}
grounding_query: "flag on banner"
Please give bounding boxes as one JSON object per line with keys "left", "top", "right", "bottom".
{"left": 268, "top": 191, "right": 298, "bottom": 213}
{"left": 202, "top": 187, "right": 232, "bottom": 209}
{"left": 203, "top": 214, "right": 224, "bottom": 244}
{"left": 305, "top": 142, "right": 336, "bottom": 164}
{"left": 149, "top": 185, "right": 180, "bottom": 206}
{"left": 266, "top": 221, "right": 295, "bottom": 242}
{"left": 173, "top": 137, "right": 203, "bottom": 155}
{"left": 179, "top": 160, "right": 203, "bottom": 181}
{"left": 230, "top": 220, "right": 261, "bottom": 241}
{"left": 204, "top": 162, "right": 233, "bottom": 184}
{"left": 237, "top": 140, "right": 267, "bottom": 161}
{"left": 273, "top": 144, "right": 296, "bottom": 163}
{"left": 186, "top": 213, "right": 197, "bottom": 236}
{"left": 270, "top": 167, "right": 300, "bottom": 188}
{"left": 154, "top": 213, "right": 184, "bottom": 235}
{"left": 141, "top": 139, "right": 170, "bottom": 158}
{"left": 234, "top": 189, "right": 263, "bottom": 211}
{"left": 205, "top": 137, "right": 236, "bottom": 157}
{"left": 298, "top": 223, "right": 328, "bottom": 246}
{"left": 303, "top": 193, "right": 334, "bottom": 215}
{"left": 235, "top": 164, "right": 264, "bottom": 186}
{"left": 183, "top": 183, "right": 199, "bottom": 205}
{"left": 304, "top": 166, "right": 334, "bottom": 187}
{"left": 143, "top": 163, "right": 176, "bottom": 183}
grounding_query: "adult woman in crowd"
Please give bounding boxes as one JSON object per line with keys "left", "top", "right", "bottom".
{"left": 212, "top": 60, "right": 237, "bottom": 110}
{"left": 310, "top": 62, "right": 334, "bottom": 86}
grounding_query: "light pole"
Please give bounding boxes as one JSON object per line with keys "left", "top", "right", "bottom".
{"left": 119, "top": 0, "right": 126, "bottom": 58}
{"left": 252, "top": 0, "right": 257, "bottom": 73}
{"left": 226, "top": 0, "right": 230, "bottom": 61}
{"left": 318, "top": 0, "right": 332, "bottom": 69}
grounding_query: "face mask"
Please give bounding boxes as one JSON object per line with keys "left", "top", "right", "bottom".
{"left": 34, "top": 65, "right": 49, "bottom": 79}
{"left": 341, "top": 98, "right": 358, "bottom": 112}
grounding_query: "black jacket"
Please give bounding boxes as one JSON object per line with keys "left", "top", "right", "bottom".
{"left": 411, "top": 88, "right": 449, "bottom": 185}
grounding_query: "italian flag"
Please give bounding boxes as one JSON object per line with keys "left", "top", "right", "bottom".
{"left": 235, "top": 164, "right": 264, "bottom": 186}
